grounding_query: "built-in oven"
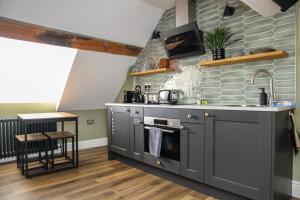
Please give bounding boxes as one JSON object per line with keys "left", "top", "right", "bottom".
{"left": 143, "top": 116, "right": 181, "bottom": 162}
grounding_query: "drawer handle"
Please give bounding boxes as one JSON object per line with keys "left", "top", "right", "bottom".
{"left": 125, "top": 109, "right": 130, "bottom": 112}
{"left": 187, "top": 114, "right": 197, "bottom": 119}
{"left": 137, "top": 120, "right": 143, "bottom": 124}
{"left": 204, "top": 113, "right": 210, "bottom": 118}
{"left": 156, "top": 161, "right": 161, "bottom": 165}
{"left": 134, "top": 110, "right": 139, "bottom": 114}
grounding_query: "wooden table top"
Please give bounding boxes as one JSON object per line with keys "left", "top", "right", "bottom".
{"left": 17, "top": 112, "right": 78, "bottom": 120}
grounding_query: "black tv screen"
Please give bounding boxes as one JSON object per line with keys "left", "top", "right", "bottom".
{"left": 161, "top": 22, "right": 206, "bottom": 60}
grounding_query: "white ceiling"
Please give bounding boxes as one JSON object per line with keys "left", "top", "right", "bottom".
{"left": 0, "top": 0, "right": 164, "bottom": 47}
{"left": 141, "top": 0, "right": 282, "bottom": 16}
{"left": 239, "top": 0, "right": 281, "bottom": 16}
{"left": 141, "top": 0, "right": 175, "bottom": 10}
{"left": 58, "top": 50, "right": 136, "bottom": 110}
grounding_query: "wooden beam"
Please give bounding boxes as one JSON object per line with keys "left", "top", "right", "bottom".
{"left": 0, "top": 17, "right": 143, "bottom": 57}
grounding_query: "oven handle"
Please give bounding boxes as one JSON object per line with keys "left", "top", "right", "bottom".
{"left": 144, "top": 126, "right": 175, "bottom": 133}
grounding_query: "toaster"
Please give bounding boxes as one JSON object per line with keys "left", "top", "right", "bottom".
{"left": 158, "top": 90, "right": 182, "bottom": 104}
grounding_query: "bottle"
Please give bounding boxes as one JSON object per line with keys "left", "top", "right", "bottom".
{"left": 259, "top": 88, "right": 267, "bottom": 106}
{"left": 196, "top": 94, "right": 201, "bottom": 105}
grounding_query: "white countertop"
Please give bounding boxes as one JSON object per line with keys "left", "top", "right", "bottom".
{"left": 105, "top": 103, "right": 296, "bottom": 112}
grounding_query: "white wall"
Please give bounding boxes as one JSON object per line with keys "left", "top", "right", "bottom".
{"left": 0, "top": 0, "right": 163, "bottom": 47}
{"left": 58, "top": 50, "right": 136, "bottom": 110}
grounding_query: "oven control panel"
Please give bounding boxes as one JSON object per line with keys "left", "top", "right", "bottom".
{"left": 144, "top": 116, "right": 181, "bottom": 129}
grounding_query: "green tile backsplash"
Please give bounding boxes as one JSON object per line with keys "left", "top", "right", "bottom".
{"left": 132, "top": 0, "right": 296, "bottom": 105}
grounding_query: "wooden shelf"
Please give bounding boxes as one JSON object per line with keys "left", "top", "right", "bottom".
{"left": 129, "top": 68, "right": 175, "bottom": 76}
{"left": 199, "top": 50, "right": 288, "bottom": 67}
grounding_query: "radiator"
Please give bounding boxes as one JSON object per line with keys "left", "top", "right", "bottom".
{"left": 0, "top": 118, "right": 57, "bottom": 159}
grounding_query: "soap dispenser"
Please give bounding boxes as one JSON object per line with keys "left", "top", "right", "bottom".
{"left": 259, "top": 88, "right": 267, "bottom": 106}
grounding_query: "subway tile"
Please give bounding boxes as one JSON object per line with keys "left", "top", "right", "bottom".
{"left": 131, "top": 0, "right": 296, "bottom": 105}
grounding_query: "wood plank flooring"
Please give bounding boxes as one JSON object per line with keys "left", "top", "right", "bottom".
{"left": 0, "top": 147, "right": 216, "bottom": 200}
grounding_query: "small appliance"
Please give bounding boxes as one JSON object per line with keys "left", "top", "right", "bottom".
{"left": 158, "top": 90, "right": 182, "bottom": 105}
{"left": 132, "top": 85, "right": 143, "bottom": 103}
{"left": 123, "top": 91, "right": 134, "bottom": 103}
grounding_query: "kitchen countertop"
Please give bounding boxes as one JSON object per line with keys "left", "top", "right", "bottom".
{"left": 106, "top": 103, "right": 296, "bottom": 112}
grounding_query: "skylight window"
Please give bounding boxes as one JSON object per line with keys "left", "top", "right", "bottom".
{"left": 0, "top": 37, "right": 77, "bottom": 104}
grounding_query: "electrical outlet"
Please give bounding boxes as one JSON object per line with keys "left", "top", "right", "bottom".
{"left": 87, "top": 119, "right": 95, "bottom": 125}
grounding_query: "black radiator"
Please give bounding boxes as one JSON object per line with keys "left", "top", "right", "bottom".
{"left": 0, "top": 118, "right": 57, "bottom": 159}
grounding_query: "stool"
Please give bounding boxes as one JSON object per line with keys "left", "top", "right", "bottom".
{"left": 45, "top": 131, "right": 75, "bottom": 168}
{"left": 15, "top": 133, "right": 49, "bottom": 175}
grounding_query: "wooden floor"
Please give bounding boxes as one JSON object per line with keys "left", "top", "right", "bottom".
{"left": 0, "top": 147, "right": 217, "bottom": 200}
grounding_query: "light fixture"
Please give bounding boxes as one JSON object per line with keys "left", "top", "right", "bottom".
{"left": 151, "top": 30, "right": 161, "bottom": 40}
{"left": 223, "top": 3, "right": 235, "bottom": 20}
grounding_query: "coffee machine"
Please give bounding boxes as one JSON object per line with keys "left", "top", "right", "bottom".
{"left": 132, "top": 85, "right": 143, "bottom": 103}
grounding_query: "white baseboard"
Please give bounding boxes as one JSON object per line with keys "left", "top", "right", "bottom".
{"left": 0, "top": 137, "right": 108, "bottom": 164}
{"left": 293, "top": 180, "right": 300, "bottom": 198}
{"left": 77, "top": 137, "right": 108, "bottom": 149}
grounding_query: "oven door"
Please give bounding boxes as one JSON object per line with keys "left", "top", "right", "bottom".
{"left": 143, "top": 125, "right": 181, "bottom": 174}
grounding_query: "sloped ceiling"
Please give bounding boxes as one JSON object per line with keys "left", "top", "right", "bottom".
{"left": 58, "top": 50, "right": 136, "bottom": 110}
{"left": 141, "top": 0, "right": 282, "bottom": 16}
{"left": 0, "top": 0, "right": 164, "bottom": 110}
{"left": 0, "top": 0, "right": 164, "bottom": 46}
{"left": 141, "top": 0, "right": 175, "bottom": 10}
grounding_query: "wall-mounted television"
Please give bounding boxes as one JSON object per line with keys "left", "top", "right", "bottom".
{"left": 161, "top": 22, "right": 206, "bottom": 60}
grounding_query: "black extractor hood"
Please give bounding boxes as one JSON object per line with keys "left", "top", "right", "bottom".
{"left": 272, "top": 0, "right": 299, "bottom": 12}
{"left": 161, "top": 22, "right": 206, "bottom": 60}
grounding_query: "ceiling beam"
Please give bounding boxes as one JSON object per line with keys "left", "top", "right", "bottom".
{"left": 0, "top": 17, "right": 143, "bottom": 57}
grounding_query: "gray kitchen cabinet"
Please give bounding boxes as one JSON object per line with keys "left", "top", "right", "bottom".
{"left": 109, "top": 106, "right": 130, "bottom": 157}
{"left": 130, "top": 117, "right": 144, "bottom": 161}
{"left": 204, "top": 110, "right": 292, "bottom": 200}
{"left": 180, "top": 123, "right": 204, "bottom": 182}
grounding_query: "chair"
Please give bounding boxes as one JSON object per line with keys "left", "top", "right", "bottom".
{"left": 45, "top": 131, "right": 75, "bottom": 168}
{"left": 15, "top": 133, "right": 49, "bottom": 175}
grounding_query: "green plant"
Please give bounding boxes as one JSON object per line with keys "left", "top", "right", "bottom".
{"left": 204, "top": 26, "right": 239, "bottom": 50}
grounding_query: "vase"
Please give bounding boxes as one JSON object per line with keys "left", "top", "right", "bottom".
{"left": 212, "top": 48, "right": 225, "bottom": 60}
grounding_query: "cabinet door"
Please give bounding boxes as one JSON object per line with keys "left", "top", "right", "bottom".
{"left": 205, "top": 110, "right": 272, "bottom": 200}
{"left": 110, "top": 106, "right": 130, "bottom": 156}
{"left": 130, "top": 117, "right": 144, "bottom": 161}
{"left": 180, "top": 123, "right": 204, "bottom": 182}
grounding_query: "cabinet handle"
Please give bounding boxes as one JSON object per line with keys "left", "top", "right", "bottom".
{"left": 137, "top": 121, "right": 143, "bottom": 124}
{"left": 187, "top": 114, "right": 192, "bottom": 119}
{"left": 204, "top": 113, "right": 210, "bottom": 118}
{"left": 134, "top": 110, "right": 139, "bottom": 114}
{"left": 156, "top": 161, "right": 161, "bottom": 165}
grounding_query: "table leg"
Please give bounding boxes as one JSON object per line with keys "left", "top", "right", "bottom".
{"left": 24, "top": 123, "right": 28, "bottom": 177}
{"left": 75, "top": 118, "right": 79, "bottom": 167}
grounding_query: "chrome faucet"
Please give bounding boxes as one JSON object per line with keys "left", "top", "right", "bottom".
{"left": 251, "top": 69, "right": 276, "bottom": 105}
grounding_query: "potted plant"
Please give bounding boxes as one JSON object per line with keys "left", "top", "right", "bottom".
{"left": 204, "top": 26, "right": 238, "bottom": 60}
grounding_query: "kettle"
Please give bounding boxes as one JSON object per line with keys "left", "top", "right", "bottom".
{"left": 132, "top": 85, "right": 143, "bottom": 103}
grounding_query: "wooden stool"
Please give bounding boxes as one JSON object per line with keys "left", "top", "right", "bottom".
{"left": 45, "top": 131, "right": 75, "bottom": 168}
{"left": 15, "top": 133, "right": 49, "bottom": 175}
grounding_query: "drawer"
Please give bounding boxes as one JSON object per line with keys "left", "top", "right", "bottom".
{"left": 180, "top": 109, "right": 204, "bottom": 124}
{"left": 111, "top": 106, "right": 130, "bottom": 113}
{"left": 144, "top": 153, "right": 180, "bottom": 175}
{"left": 181, "top": 123, "right": 203, "bottom": 134}
{"left": 130, "top": 107, "right": 144, "bottom": 118}
{"left": 144, "top": 108, "right": 180, "bottom": 119}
